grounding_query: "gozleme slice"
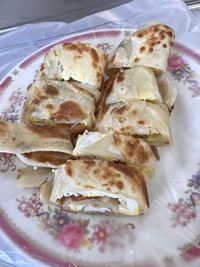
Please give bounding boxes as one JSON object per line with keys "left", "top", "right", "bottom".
{"left": 73, "top": 131, "right": 159, "bottom": 176}
{"left": 36, "top": 42, "right": 107, "bottom": 99}
{"left": 96, "top": 101, "right": 171, "bottom": 145}
{"left": 107, "top": 23, "right": 175, "bottom": 73}
{"left": 50, "top": 159, "right": 149, "bottom": 216}
{"left": 100, "top": 66, "right": 162, "bottom": 105}
{"left": 23, "top": 80, "right": 95, "bottom": 129}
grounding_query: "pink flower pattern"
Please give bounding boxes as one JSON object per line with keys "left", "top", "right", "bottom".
{"left": 168, "top": 167, "right": 200, "bottom": 227}
{"left": 16, "top": 192, "right": 135, "bottom": 252}
{"left": 0, "top": 153, "right": 16, "bottom": 173}
{"left": 168, "top": 53, "right": 200, "bottom": 97}
{"left": 59, "top": 223, "right": 85, "bottom": 250}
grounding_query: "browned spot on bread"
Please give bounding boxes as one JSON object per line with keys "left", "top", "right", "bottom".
{"left": 132, "top": 110, "right": 138, "bottom": 115}
{"left": 32, "top": 98, "right": 40, "bottom": 105}
{"left": 114, "top": 105, "right": 129, "bottom": 115}
{"left": 85, "top": 185, "right": 95, "bottom": 189}
{"left": 113, "top": 133, "right": 122, "bottom": 145}
{"left": 84, "top": 160, "right": 95, "bottom": 168}
{"left": 46, "top": 104, "right": 54, "bottom": 109}
{"left": 40, "top": 95, "right": 48, "bottom": 100}
{"left": 167, "top": 31, "right": 174, "bottom": 37}
{"left": 148, "top": 47, "right": 154, "bottom": 53}
{"left": 156, "top": 41, "right": 161, "bottom": 45}
{"left": 134, "top": 58, "right": 140, "bottom": 63}
{"left": 0, "top": 121, "right": 7, "bottom": 136}
{"left": 137, "top": 32, "right": 144, "bottom": 38}
{"left": 53, "top": 50, "right": 58, "bottom": 57}
{"left": 116, "top": 180, "right": 124, "bottom": 190}
{"left": 93, "top": 61, "right": 98, "bottom": 69}
{"left": 138, "top": 120, "right": 145, "bottom": 125}
{"left": 125, "top": 138, "right": 140, "bottom": 157}
{"left": 93, "top": 168, "right": 101, "bottom": 175}
{"left": 66, "top": 166, "right": 73, "bottom": 176}
{"left": 163, "top": 43, "right": 167, "bottom": 48}
{"left": 27, "top": 124, "right": 70, "bottom": 139}
{"left": 45, "top": 85, "right": 59, "bottom": 96}
{"left": 108, "top": 161, "right": 134, "bottom": 178}
{"left": 96, "top": 71, "right": 103, "bottom": 83}
{"left": 140, "top": 46, "right": 146, "bottom": 53}
{"left": 150, "top": 145, "right": 160, "bottom": 160}
{"left": 91, "top": 48, "right": 99, "bottom": 63}
{"left": 137, "top": 146, "right": 149, "bottom": 164}
{"left": 12, "top": 137, "right": 16, "bottom": 141}
{"left": 23, "top": 152, "right": 70, "bottom": 165}
{"left": 51, "top": 101, "right": 86, "bottom": 122}
{"left": 117, "top": 71, "right": 125, "bottom": 82}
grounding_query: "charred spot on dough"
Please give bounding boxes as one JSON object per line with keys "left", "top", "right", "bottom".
{"left": 113, "top": 133, "right": 122, "bottom": 145}
{"left": 23, "top": 151, "right": 69, "bottom": 165}
{"left": 137, "top": 32, "right": 144, "bottom": 38}
{"left": 117, "top": 71, "right": 125, "bottom": 82}
{"left": 150, "top": 145, "right": 160, "bottom": 160}
{"left": 134, "top": 58, "right": 140, "bottom": 63}
{"left": 0, "top": 121, "right": 7, "bottom": 136}
{"left": 83, "top": 160, "right": 96, "bottom": 168}
{"left": 91, "top": 48, "right": 99, "bottom": 63}
{"left": 51, "top": 101, "right": 86, "bottom": 121}
{"left": 140, "top": 46, "right": 146, "bottom": 53}
{"left": 116, "top": 180, "right": 124, "bottom": 190}
{"left": 137, "top": 145, "right": 149, "bottom": 164}
{"left": 39, "top": 95, "right": 48, "bottom": 100}
{"left": 108, "top": 161, "right": 134, "bottom": 179}
{"left": 114, "top": 105, "right": 129, "bottom": 115}
{"left": 32, "top": 98, "right": 40, "bottom": 105}
{"left": 163, "top": 44, "right": 167, "bottom": 48}
{"left": 132, "top": 110, "right": 138, "bottom": 116}
{"left": 45, "top": 85, "right": 59, "bottom": 96}
{"left": 148, "top": 47, "right": 154, "bottom": 53}
{"left": 96, "top": 71, "right": 103, "bottom": 83}
{"left": 27, "top": 124, "right": 70, "bottom": 139}
{"left": 166, "top": 31, "right": 174, "bottom": 38}
{"left": 46, "top": 104, "right": 54, "bottom": 110}
{"left": 125, "top": 138, "right": 140, "bottom": 157}
{"left": 138, "top": 120, "right": 145, "bottom": 125}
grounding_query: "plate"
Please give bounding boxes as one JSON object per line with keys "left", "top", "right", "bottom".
{"left": 0, "top": 29, "right": 200, "bottom": 267}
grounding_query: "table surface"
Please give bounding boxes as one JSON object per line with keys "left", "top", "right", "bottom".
{"left": 0, "top": 0, "right": 199, "bottom": 34}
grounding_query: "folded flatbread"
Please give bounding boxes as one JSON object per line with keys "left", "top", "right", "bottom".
{"left": 0, "top": 121, "right": 73, "bottom": 168}
{"left": 96, "top": 101, "right": 171, "bottom": 145}
{"left": 100, "top": 66, "right": 162, "bottom": 106}
{"left": 73, "top": 131, "right": 159, "bottom": 176}
{"left": 50, "top": 159, "right": 149, "bottom": 215}
{"left": 107, "top": 24, "right": 175, "bottom": 74}
{"left": 23, "top": 80, "right": 95, "bottom": 129}
{"left": 156, "top": 73, "right": 177, "bottom": 111}
{"left": 36, "top": 42, "right": 107, "bottom": 99}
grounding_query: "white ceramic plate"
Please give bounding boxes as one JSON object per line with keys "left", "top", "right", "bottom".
{"left": 1, "top": 29, "right": 200, "bottom": 267}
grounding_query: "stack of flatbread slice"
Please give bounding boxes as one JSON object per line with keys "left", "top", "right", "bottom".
{"left": 0, "top": 24, "right": 177, "bottom": 217}
{"left": 23, "top": 42, "right": 107, "bottom": 135}
{"left": 96, "top": 23, "right": 176, "bottom": 146}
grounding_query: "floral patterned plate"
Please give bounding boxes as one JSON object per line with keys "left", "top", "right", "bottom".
{"left": 1, "top": 29, "right": 200, "bottom": 267}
